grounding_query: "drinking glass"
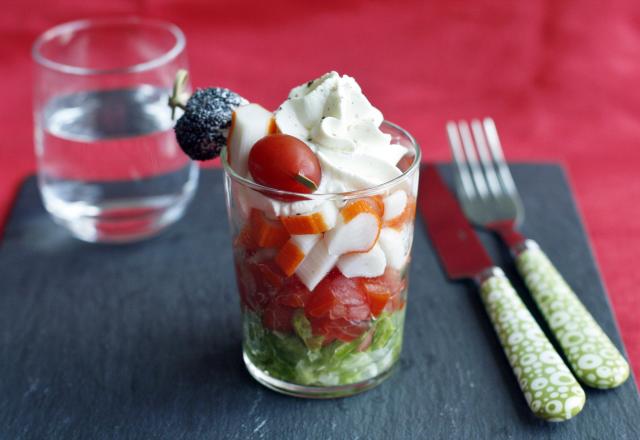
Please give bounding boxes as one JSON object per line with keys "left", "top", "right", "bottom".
{"left": 32, "top": 18, "right": 198, "bottom": 243}
{"left": 222, "top": 121, "right": 421, "bottom": 398}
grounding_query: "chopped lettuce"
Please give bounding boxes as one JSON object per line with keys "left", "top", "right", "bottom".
{"left": 371, "top": 314, "right": 395, "bottom": 351}
{"left": 243, "top": 309, "right": 406, "bottom": 386}
{"left": 292, "top": 310, "right": 324, "bottom": 351}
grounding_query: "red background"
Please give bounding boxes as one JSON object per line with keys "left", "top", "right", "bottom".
{"left": 1, "top": 1, "right": 639, "bottom": 380}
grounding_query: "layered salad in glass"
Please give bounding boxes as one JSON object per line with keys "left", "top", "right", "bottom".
{"left": 171, "top": 71, "right": 420, "bottom": 397}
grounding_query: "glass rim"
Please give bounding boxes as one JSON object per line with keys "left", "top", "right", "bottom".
{"left": 31, "top": 17, "right": 186, "bottom": 75}
{"left": 222, "top": 120, "right": 421, "bottom": 199}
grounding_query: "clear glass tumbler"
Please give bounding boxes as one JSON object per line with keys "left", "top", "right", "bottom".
{"left": 32, "top": 18, "right": 199, "bottom": 243}
{"left": 222, "top": 121, "right": 421, "bottom": 398}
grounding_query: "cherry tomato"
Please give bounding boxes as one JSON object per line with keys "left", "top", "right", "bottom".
{"left": 248, "top": 134, "right": 321, "bottom": 201}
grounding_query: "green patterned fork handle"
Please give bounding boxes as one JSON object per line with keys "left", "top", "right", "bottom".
{"left": 514, "top": 240, "right": 630, "bottom": 389}
{"left": 478, "top": 268, "right": 585, "bottom": 421}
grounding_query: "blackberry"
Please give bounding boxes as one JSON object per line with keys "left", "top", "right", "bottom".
{"left": 174, "top": 88, "right": 247, "bottom": 161}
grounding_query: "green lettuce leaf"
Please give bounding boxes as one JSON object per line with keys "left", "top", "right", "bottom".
{"left": 243, "top": 308, "right": 406, "bottom": 386}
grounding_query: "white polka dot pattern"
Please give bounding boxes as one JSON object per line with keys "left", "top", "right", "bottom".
{"left": 516, "top": 245, "right": 629, "bottom": 389}
{"left": 480, "top": 274, "right": 585, "bottom": 421}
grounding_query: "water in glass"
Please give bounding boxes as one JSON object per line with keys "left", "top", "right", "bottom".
{"left": 37, "top": 85, "right": 198, "bottom": 242}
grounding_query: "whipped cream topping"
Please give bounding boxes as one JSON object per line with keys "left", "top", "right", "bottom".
{"left": 274, "top": 72, "right": 407, "bottom": 193}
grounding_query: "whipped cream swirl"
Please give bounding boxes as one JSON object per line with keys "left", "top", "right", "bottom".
{"left": 274, "top": 72, "right": 407, "bottom": 193}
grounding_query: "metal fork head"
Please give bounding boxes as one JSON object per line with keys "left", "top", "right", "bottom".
{"left": 446, "top": 118, "right": 524, "bottom": 228}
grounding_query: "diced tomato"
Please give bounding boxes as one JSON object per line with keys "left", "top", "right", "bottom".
{"left": 366, "top": 290, "right": 391, "bottom": 317}
{"left": 304, "top": 270, "right": 372, "bottom": 342}
{"left": 332, "top": 303, "right": 370, "bottom": 321}
{"left": 305, "top": 270, "right": 371, "bottom": 321}
{"left": 235, "top": 256, "right": 285, "bottom": 312}
{"left": 305, "top": 291, "right": 334, "bottom": 319}
{"left": 235, "top": 261, "right": 270, "bottom": 312}
{"left": 262, "top": 276, "right": 311, "bottom": 334}
{"left": 335, "top": 319, "right": 370, "bottom": 342}
{"left": 235, "top": 261, "right": 253, "bottom": 310}
{"left": 234, "top": 224, "right": 257, "bottom": 250}
{"left": 251, "top": 261, "right": 284, "bottom": 291}
{"left": 310, "top": 317, "right": 370, "bottom": 343}
{"left": 275, "top": 276, "right": 311, "bottom": 308}
{"left": 262, "top": 301, "right": 296, "bottom": 333}
{"left": 236, "top": 254, "right": 312, "bottom": 332}
{"left": 361, "top": 268, "right": 407, "bottom": 316}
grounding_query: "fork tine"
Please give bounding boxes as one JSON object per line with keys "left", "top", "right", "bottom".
{"left": 482, "top": 118, "right": 518, "bottom": 197}
{"left": 446, "top": 121, "right": 476, "bottom": 201}
{"left": 458, "top": 120, "right": 489, "bottom": 198}
{"left": 470, "top": 119, "right": 502, "bottom": 198}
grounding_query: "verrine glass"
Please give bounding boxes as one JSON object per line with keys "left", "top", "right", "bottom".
{"left": 223, "top": 121, "right": 421, "bottom": 398}
{"left": 32, "top": 18, "right": 198, "bottom": 243}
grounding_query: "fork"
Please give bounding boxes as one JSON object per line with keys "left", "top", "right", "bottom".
{"left": 446, "top": 118, "right": 629, "bottom": 389}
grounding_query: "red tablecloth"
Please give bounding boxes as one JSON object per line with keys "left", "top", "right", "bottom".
{"left": 1, "top": 0, "right": 639, "bottom": 379}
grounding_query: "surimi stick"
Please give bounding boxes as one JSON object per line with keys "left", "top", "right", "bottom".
{"left": 337, "top": 243, "right": 387, "bottom": 278}
{"left": 280, "top": 202, "right": 338, "bottom": 235}
{"left": 378, "top": 227, "right": 408, "bottom": 270}
{"left": 295, "top": 239, "right": 338, "bottom": 291}
{"left": 382, "top": 190, "right": 408, "bottom": 222}
{"left": 324, "top": 198, "right": 381, "bottom": 256}
{"left": 384, "top": 196, "right": 416, "bottom": 230}
{"left": 249, "top": 209, "right": 289, "bottom": 248}
{"left": 276, "top": 234, "right": 321, "bottom": 276}
{"left": 228, "top": 104, "right": 276, "bottom": 178}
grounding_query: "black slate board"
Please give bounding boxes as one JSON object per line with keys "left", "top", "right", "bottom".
{"left": 0, "top": 165, "right": 638, "bottom": 440}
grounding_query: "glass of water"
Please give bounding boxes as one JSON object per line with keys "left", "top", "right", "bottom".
{"left": 32, "top": 17, "right": 198, "bottom": 243}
